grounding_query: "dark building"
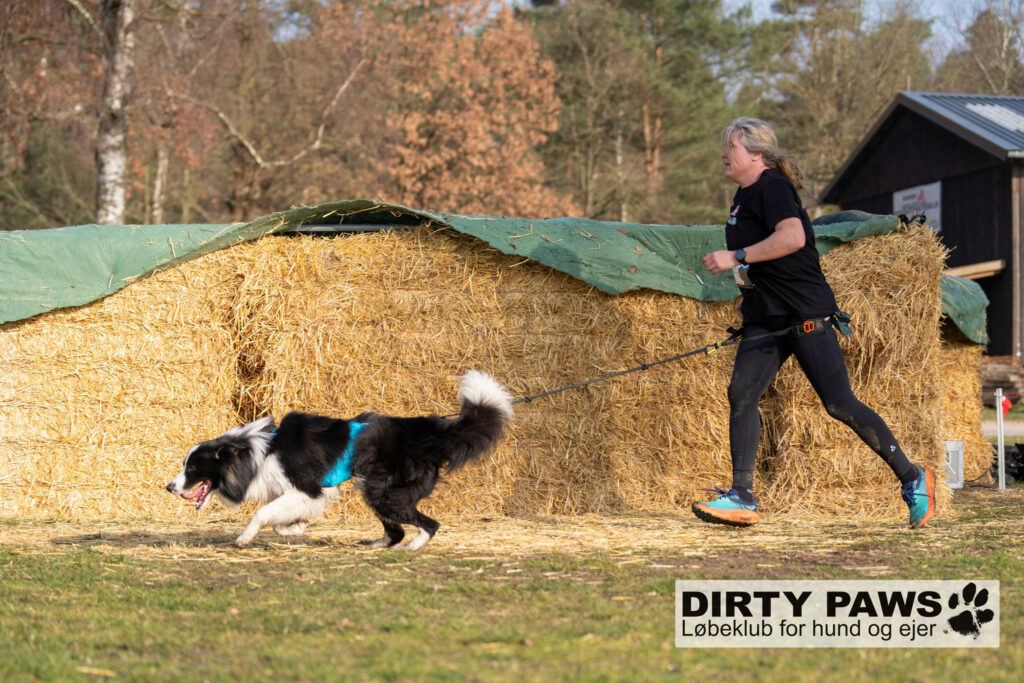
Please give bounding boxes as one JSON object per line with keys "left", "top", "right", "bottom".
{"left": 821, "top": 91, "right": 1024, "bottom": 358}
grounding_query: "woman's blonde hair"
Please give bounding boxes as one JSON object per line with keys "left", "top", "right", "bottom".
{"left": 722, "top": 117, "right": 802, "bottom": 190}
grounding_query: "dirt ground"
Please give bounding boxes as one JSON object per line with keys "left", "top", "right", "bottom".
{"left": 2, "top": 486, "right": 1020, "bottom": 577}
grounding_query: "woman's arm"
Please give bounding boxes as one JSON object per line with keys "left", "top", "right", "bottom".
{"left": 701, "top": 218, "right": 805, "bottom": 275}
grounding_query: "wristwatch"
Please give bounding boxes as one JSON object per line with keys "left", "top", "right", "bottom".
{"left": 734, "top": 248, "right": 748, "bottom": 265}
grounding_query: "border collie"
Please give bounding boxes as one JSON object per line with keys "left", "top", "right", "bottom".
{"left": 166, "top": 371, "right": 512, "bottom": 550}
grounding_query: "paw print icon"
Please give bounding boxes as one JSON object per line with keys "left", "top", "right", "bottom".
{"left": 946, "top": 582, "right": 995, "bottom": 638}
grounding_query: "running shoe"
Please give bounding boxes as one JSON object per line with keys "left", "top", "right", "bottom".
{"left": 901, "top": 465, "right": 936, "bottom": 529}
{"left": 692, "top": 487, "right": 760, "bottom": 527}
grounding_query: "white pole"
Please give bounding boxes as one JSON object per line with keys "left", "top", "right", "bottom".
{"left": 996, "top": 388, "right": 1006, "bottom": 491}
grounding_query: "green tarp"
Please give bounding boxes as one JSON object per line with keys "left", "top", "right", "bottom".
{"left": 0, "top": 200, "right": 988, "bottom": 344}
{"left": 940, "top": 273, "right": 989, "bottom": 344}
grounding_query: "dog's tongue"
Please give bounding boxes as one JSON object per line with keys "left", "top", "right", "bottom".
{"left": 181, "top": 482, "right": 208, "bottom": 500}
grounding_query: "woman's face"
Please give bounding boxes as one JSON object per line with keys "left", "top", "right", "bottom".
{"left": 722, "top": 130, "right": 765, "bottom": 186}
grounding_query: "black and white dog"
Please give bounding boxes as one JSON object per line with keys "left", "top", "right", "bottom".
{"left": 166, "top": 371, "right": 512, "bottom": 550}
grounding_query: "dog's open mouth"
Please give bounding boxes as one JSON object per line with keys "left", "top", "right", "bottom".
{"left": 180, "top": 481, "right": 212, "bottom": 510}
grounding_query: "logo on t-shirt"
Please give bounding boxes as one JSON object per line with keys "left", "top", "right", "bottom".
{"left": 728, "top": 204, "right": 739, "bottom": 226}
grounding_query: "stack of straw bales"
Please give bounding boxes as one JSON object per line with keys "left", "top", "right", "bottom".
{"left": 0, "top": 249, "right": 240, "bottom": 519}
{"left": 759, "top": 227, "right": 953, "bottom": 518}
{"left": 938, "top": 324, "right": 991, "bottom": 484}
{"left": 0, "top": 223, "right": 980, "bottom": 523}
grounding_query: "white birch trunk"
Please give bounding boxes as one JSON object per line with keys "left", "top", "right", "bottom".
{"left": 151, "top": 143, "right": 169, "bottom": 224}
{"left": 95, "top": 0, "right": 135, "bottom": 225}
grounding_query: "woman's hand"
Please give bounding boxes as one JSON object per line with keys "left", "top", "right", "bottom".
{"left": 702, "top": 250, "right": 738, "bottom": 275}
{"left": 704, "top": 218, "right": 805, "bottom": 275}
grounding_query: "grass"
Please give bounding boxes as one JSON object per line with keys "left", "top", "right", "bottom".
{"left": 981, "top": 401, "right": 1024, "bottom": 421}
{"left": 2, "top": 487, "right": 1023, "bottom": 681}
{"left": 980, "top": 401, "right": 1024, "bottom": 446}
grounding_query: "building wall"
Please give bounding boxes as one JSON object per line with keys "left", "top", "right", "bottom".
{"left": 832, "top": 108, "right": 1015, "bottom": 355}
{"left": 836, "top": 109, "right": 1003, "bottom": 202}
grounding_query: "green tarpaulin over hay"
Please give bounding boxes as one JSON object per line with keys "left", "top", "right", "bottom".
{"left": 0, "top": 200, "right": 987, "bottom": 344}
{"left": 939, "top": 273, "right": 989, "bottom": 344}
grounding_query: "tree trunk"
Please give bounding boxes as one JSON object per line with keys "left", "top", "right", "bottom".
{"left": 642, "top": 103, "right": 662, "bottom": 200}
{"left": 642, "top": 29, "right": 664, "bottom": 201}
{"left": 95, "top": 0, "right": 135, "bottom": 225}
{"left": 182, "top": 167, "right": 192, "bottom": 224}
{"left": 616, "top": 108, "right": 628, "bottom": 222}
{"left": 151, "top": 142, "right": 168, "bottom": 224}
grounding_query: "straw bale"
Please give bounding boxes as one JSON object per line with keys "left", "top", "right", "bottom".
{"left": 0, "top": 222, "right": 980, "bottom": 524}
{"left": 938, "top": 324, "right": 990, "bottom": 484}
{"left": 757, "top": 225, "right": 952, "bottom": 517}
{"left": 222, "top": 230, "right": 644, "bottom": 518}
{"left": 0, "top": 248, "right": 241, "bottom": 520}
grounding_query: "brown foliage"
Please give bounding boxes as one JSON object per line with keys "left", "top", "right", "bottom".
{"left": 363, "top": 1, "right": 578, "bottom": 216}
{"left": 1, "top": 0, "right": 577, "bottom": 225}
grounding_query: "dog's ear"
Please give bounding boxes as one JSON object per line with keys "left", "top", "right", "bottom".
{"left": 242, "top": 416, "right": 276, "bottom": 434}
{"left": 215, "top": 443, "right": 247, "bottom": 461}
{"left": 219, "top": 449, "right": 257, "bottom": 502}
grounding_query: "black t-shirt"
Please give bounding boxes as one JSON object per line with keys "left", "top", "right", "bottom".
{"left": 726, "top": 169, "right": 837, "bottom": 323}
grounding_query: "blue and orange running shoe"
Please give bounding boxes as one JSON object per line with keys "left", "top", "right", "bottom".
{"left": 692, "top": 488, "right": 760, "bottom": 527}
{"left": 901, "top": 465, "right": 936, "bottom": 528}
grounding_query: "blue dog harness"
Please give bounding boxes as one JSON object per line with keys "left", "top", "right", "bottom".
{"left": 319, "top": 421, "right": 368, "bottom": 487}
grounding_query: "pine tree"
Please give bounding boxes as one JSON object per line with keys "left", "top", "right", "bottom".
{"left": 740, "top": 0, "right": 932, "bottom": 212}
{"left": 526, "top": 0, "right": 741, "bottom": 224}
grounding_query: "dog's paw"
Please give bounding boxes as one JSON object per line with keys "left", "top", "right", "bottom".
{"left": 235, "top": 531, "right": 257, "bottom": 548}
{"left": 394, "top": 533, "right": 432, "bottom": 552}
{"left": 356, "top": 538, "right": 392, "bottom": 549}
{"left": 392, "top": 542, "right": 421, "bottom": 552}
{"left": 274, "top": 521, "right": 308, "bottom": 537}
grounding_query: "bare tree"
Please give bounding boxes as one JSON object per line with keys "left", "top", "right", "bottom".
{"left": 938, "top": 0, "right": 1024, "bottom": 94}
{"left": 93, "top": 0, "right": 136, "bottom": 224}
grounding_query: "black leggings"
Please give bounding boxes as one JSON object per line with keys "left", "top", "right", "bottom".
{"left": 727, "top": 318, "right": 918, "bottom": 492}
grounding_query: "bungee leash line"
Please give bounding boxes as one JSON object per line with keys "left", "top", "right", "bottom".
{"left": 508, "top": 325, "right": 775, "bottom": 408}
{"left": 444, "top": 313, "right": 851, "bottom": 417}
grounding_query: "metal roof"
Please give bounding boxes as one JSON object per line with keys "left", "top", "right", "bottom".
{"left": 821, "top": 91, "right": 1024, "bottom": 203}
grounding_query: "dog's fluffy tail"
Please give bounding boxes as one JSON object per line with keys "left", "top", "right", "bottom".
{"left": 446, "top": 371, "right": 513, "bottom": 471}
